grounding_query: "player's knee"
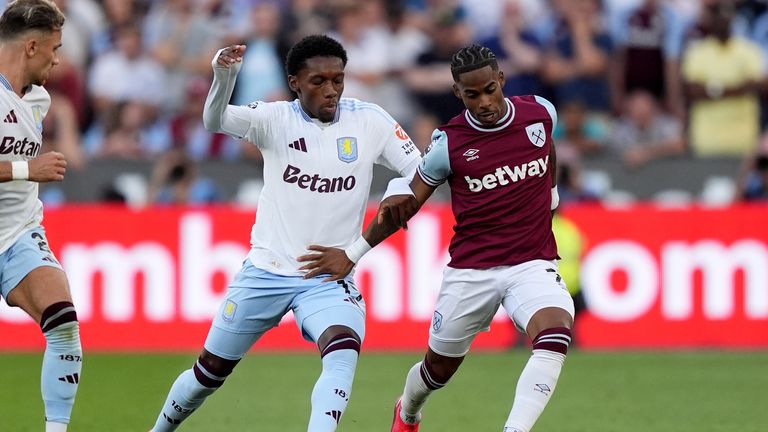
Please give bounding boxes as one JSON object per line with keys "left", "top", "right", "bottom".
{"left": 423, "top": 351, "right": 463, "bottom": 387}
{"left": 41, "top": 301, "right": 81, "bottom": 348}
{"left": 195, "top": 350, "right": 240, "bottom": 389}
{"left": 531, "top": 327, "right": 572, "bottom": 357}
{"left": 319, "top": 330, "right": 361, "bottom": 358}
{"left": 526, "top": 307, "right": 573, "bottom": 338}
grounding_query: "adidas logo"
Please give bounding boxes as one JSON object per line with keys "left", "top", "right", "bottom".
{"left": 325, "top": 410, "right": 342, "bottom": 424}
{"left": 163, "top": 413, "right": 181, "bottom": 425}
{"left": 58, "top": 372, "right": 79, "bottom": 384}
{"left": 288, "top": 137, "right": 307, "bottom": 152}
{"left": 3, "top": 110, "right": 17, "bottom": 123}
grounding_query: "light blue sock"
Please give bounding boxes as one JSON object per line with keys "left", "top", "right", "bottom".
{"left": 152, "top": 369, "right": 218, "bottom": 431}
{"left": 41, "top": 321, "right": 82, "bottom": 425}
{"left": 307, "top": 349, "right": 358, "bottom": 432}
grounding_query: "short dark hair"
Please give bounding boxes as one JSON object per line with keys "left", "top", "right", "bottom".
{"left": 0, "top": 0, "right": 65, "bottom": 41}
{"left": 450, "top": 44, "right": 498, "bottom": 81}
{"left": 285, "top": 34, "right": 347, "bottom": 76}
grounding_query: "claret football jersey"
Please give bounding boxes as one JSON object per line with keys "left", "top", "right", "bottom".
{"left": 418, "top": 96, "right": 559, "bottom": 269}
{"left": 0, "top": 75, "right": 49, "bottom": 254}
{"left": 217, "top": 97, "right": 420, "bottom": 275}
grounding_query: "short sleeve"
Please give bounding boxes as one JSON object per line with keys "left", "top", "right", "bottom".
{"left": 372, "top": 106, "right": 421, "bottom": 177}
{"left": 534, "top": 95, "right": 558, "bottom": 136}
{"left": 681, "top": 42, "right": 703, "bottom": 82}
{"left": 417, "top": 129, "right": 451, "bottom": 186}
{"left": 740, "top": 41, "right": 765, "bottom": 79}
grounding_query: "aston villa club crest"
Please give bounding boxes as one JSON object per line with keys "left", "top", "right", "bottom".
{"left": 31, "top": 105, "right": 43, "bottom": 133}
{"left": 337, "top": 137, "right": 358, "bottom": 163}
{"left": 222, "top": 300, "right": 237, "bottom": 322}
{"left": 525, "top": 122, "right": 546, "bottom": 147}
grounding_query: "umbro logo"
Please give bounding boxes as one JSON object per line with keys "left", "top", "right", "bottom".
{"left": 289, "top": 137, "right": 307, "bottom": 152}
{"left": 534, "top": 383, "right": 551, "bottom": 395}
{"left": 463, "top": 148, "right": 479, "bottom": 161}
{"left": 58, "top": 373, "right": 79, "bottom": 384}
{"left": 3, "top": 110, "right": 18, "bottom": 123}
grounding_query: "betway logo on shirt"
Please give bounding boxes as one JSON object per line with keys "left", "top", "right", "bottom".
{"left": 0, "top": 136, "right": 42, "bottom": 157}
{"left": 465, "top": 155, "right": 548, "bottom": 192}
{"left": 282, "top": 164, "right": 356, "bottom": 193}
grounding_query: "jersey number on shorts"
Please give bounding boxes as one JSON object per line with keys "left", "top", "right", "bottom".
{"left": 336, "top": 280, "right": 363, "bottom": 305}
{"left": 31, "top": 232, "right": 57, "bottom": 263}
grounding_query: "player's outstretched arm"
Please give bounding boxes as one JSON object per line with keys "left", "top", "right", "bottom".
{"left": 377, "top": 175, "right": 434, "bottom": 230}
{"left": 297, "top": 175, "right": 435, "bottom": 281}
{"left": 202, "top": 44, "right": 250, "bottom": 136}
{"left": 0, "top": 152, "right": 66, "bottom": 183}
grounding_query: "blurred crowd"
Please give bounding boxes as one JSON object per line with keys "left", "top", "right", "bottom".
{"left": 8, "top": 0, "right": 768, "bottom": 205}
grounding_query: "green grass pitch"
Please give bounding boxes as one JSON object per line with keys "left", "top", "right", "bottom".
{"left": 1, "top": 350, "right": 766, "bottom": 431}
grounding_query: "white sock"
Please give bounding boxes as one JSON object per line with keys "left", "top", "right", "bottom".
{"left": 307, "top": 349, "right": 358, "bottom": 432}
{"left": 45, "top": 421, "right": 67, "bottom": 432}
{"left": 400, "top": 361, "right": 444, "bottom": 423}
{"left": 504, "top": 350, "right": 566, "bottom": 432}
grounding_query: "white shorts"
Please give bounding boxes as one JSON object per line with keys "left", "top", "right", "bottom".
{"left": 428, "top": 260, "right": 574, "bottom": 357}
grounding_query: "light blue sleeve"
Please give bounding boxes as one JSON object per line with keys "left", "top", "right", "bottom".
{"left": 417, "top": 129, "right": 451, "bottom": 186}
{"left": 534, "top": 95, "right": 558, "bottom": 137}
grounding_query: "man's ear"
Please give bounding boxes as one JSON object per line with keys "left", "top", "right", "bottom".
{"left": 288, "top": 75, "right": 300, "bottom": 95}
{"left": 452, "top": 83, "right": 461, "bottom": 100}
{"left": 25, "top": 38, "right": 38, "bottom": 58}
{"left": 498, "top": 70, "right": 505, "bottom": 88}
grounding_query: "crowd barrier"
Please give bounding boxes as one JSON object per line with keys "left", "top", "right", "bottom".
{"left": 2, "top": 204, "right": 766, "bottom": 351}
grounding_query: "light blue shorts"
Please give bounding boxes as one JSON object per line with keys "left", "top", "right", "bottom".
{"left": 0, "top": 226, "right": 63, "bottom": 300}
{"left": 204, "top": 260, "right": 366, "bottom": 360}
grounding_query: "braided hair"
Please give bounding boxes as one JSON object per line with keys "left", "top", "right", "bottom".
{"left": 450, "top": 44, "right": 498, "bottom": 81}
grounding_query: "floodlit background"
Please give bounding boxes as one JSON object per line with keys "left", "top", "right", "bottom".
{"left": 2, "top": 0, "right": 768, "bottom": 430}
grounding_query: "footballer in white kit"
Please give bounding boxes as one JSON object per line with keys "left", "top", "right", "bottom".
{"left": 150, "top": 35, "right": 420, "bottom": 432}
{"left": 0, "top": 2, "right": 81, "bottom": 431}
{"left": 0, "top": 77, "right": 49, "bottom": 254}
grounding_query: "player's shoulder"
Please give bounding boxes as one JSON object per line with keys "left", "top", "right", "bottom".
{"left": 244, "top": 99, "right": 298, "bottom": 121}
{"left": 245, "top": 99, "right": 291, "bottom": 111}
{"left": 511, "top": 95, "right": 557, "bottom": 126}
{"left": 22, "top": 85, "right": 51, "bottom": 114}
{"left": 338, "top": 97, "right": 395, "bottom": 122}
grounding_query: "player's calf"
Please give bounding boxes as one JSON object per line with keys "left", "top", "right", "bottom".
{"left": 395, "top": 352, "right": 458, "bottom": 428}
{"left": 151, "top": 351, "right": 239, "bottom": 432}
{"left": 504, "top": 327, "right": 572, "bottom": 432}
{"left": 308, "top": 332, "right": 361, "bottom": 432}
{"left": 40, "top": 301, "right": 82, "bottom": 431}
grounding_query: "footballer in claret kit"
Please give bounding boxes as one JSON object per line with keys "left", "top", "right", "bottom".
{"left": 303, "top": 43, "right": 574, "bottom": 432}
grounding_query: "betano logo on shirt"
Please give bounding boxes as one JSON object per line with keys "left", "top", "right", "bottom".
{"left": 0, "top": 135, "right": 41, "bottom": 157}
{"left": 282, "top": 164, "right": 356, "bottom": 193}
{"left": 465, "top": 155, "right": 549, "bottom": 192}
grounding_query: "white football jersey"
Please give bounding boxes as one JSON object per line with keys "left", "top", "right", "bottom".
{"left": 0, "top": 75, "right": 49, "bottom": 254}
{"left": 204, "top": 67, "right": 420, "bottom": 275}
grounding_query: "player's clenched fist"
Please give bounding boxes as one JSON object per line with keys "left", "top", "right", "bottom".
{"left": 213, "top": 44, "right": 246, "bottom": 69}
{"left": 28, "top": 151, "right": 67, "bottom": 182}
{"left": 377, "top": 194, "right": 420, "bottom": 230}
